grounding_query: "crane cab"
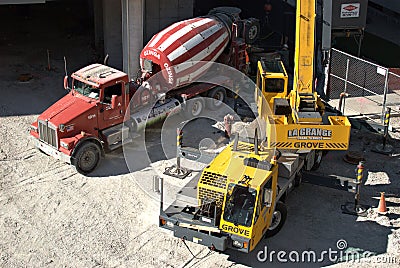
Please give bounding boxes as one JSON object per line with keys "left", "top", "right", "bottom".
{"left": 256, "top": 59, "right": 292, "bottom": 121}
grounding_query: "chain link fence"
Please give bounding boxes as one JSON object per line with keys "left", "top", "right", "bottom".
{"left": 386, "top": 69, "right": 400, "bottom": 116}
{"left": 327, "top": 48, "right": 395, "bottom": 122}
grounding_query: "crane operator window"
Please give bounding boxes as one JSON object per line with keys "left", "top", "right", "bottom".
{"left": 265, "top": 78, "right": 284, "bottom": 93}
{"left": 223, "top": 184, "right": 256, "bottom": 227}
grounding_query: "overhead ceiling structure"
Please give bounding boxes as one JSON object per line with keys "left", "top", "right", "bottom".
{"left": 0, "top": 0, "right": 45, "bottom": 4}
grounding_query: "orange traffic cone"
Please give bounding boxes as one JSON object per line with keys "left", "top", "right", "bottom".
{"left": 377, "top": 192, "right": 387, "bottom": 214}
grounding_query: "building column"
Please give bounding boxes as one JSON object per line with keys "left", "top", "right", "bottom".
{"left": 122, "top": 0, "right": 144, "bottom": 78}
{"left": 103, "top": 0, "right": 122, "bottom": 69}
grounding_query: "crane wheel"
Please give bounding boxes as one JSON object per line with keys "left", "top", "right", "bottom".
{"left": 311, "top": 150, "right": 323, "bottom": 170}
{"left": 265, "top": 201, "right": 287, "bottom": 238}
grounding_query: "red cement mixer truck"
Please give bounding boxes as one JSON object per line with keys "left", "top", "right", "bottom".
{"left": 29, "top": 7, "right": 260, "bottom": 174}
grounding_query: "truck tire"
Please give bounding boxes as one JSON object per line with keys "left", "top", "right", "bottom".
{"left": 73, "top": 142, "right": 101, "bottom": 175}
{"left": 265, "top": 201, "right": 287, "bottom": 238}
{"left": 206, "top": 87, "right": 227, "bottom": 110}
{"left": 183, "top": 97, "right": 204, "bottom": 119}
{"left": 244, "top": 18, "right": 260, "bottom": 44}
{"left": 294, "top": 172, "right": 302, "bottom": 187}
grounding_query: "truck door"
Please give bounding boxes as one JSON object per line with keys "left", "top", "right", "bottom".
{"left": 250, "top": 180, "right": 274, "bottom": 250}
{"left": 99, "top": 83, "right": 125, "bottom": 129}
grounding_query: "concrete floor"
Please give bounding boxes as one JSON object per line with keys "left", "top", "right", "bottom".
{"left": 1, "top": 2, "right": 399, "bottom": 267}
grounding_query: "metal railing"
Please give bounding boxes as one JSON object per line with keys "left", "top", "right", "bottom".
{"left": 327, "top": 48, "right": 400, "bottom": 122}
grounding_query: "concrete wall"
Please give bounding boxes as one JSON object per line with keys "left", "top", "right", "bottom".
{"left": 145, "top": 0, "right": 194, "bottom": 42}
{"left": 103, "top": 0, "right": 122, "bottom": 69}
{"left": 95, "top": 0, "right": 194, "bottom": 76}
{"left": 370, "top": 0, "right": 400, "bottom": 14}
{"left": 122, "top": 0, "right": 194, "bottom": 76}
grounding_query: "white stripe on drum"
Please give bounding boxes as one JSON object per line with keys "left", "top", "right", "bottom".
{"left": 175, "top": 40, "right": 227, "bottom": 85}
{"left": 173, "top": 32, "right": 229, "bottom": 74}
{"left": 167, "top": 23, "right": 224, "bottom": 62}
{"left": 158, "top": 18, "right": 214, "bottom": 52}
{"left": 175, "top": 61, "right": 213, "bottom": 85}
{"left": 148, "top": 17, "right": 199, "bottom": 47}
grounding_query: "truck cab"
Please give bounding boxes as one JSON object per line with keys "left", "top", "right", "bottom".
{"left": 71, "top": 64, "right": 130, "bottom": 128}
{"left": 159, "top": 135, "right": 294, "bottom": 253}
{"left": 30, "top": 64, "right": 132, "bottom": 174}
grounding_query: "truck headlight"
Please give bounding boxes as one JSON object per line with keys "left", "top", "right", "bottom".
{"left": 30, "top": 125, "right": 38, "bottom": 133}
{"left": 60, "top": 141, "right": 69, "bottom": 149}
{"left": 232, "top": 240, "right": 243, "bottom": 248}
{"left": 160, "top": 218, "right": 174, "bottom": 228}
{"left": 232, "top": 240, "right": 248, "bottom": 249}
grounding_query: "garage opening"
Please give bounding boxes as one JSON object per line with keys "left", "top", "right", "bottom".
{"left": 0, "top": 0, "right": 96, "bottom": 69}
{"left": 0, "top": 0, "right": 96, "bottom": 116}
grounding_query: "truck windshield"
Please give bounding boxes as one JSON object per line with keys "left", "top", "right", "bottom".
{"left": 223, "top": 184, "right": 256, "bottom": 227}
{"left": 73, "top": 80, "right": 100, "bottom": 100}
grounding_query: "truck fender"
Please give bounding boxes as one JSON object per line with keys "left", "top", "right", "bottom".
{"left": 72, "top": 136, "right": 105, "bottom": 158}
{"left": 279, "top": 190, "right": 287, "bottom": 203}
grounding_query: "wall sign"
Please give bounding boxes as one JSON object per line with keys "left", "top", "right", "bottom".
{"left": 340, "top": 3, "right": 360, "bottom": 18}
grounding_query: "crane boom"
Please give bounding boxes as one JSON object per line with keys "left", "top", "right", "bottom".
{"left": 256, "top": 0, "right": 351, "bottom": 150}
{"left": 293, "top": 0, "right": 315, "bottom": 95}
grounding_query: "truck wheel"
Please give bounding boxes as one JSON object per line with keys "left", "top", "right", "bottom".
{"left": 207, "top": 87, "right": 227, "bottom": 110}
{"left": 73, "top": 142, "right": 101, "bottom": 175}
{"left": 244, "top": 18, "right": 260, "bottom": 44}
{"left": 311, "top": 150, "right": 323, "bottom": 170}
{"left": 183, "top": 98, "right": 204, "bottom": 119}
{"left": 294, "top": 172, "right": 302, "bottom": 187}
{"left": 265, "top": 201, "right": 287, "bottom": 238}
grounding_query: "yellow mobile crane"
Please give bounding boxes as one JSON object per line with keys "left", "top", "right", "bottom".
{"left": 159, "top": 0, "right": 351, "bottom": 253}
{"left": 257, "top": 0, "right": 350, "bottom": 156}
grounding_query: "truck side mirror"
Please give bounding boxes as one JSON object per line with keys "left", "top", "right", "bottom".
{"left": 111, "top": 95, "right": 117, "bottom": 109}
{"left": 263, "top": 188, "right": 273, "bottom": 207}
{"left": 63, "top": 76, "right": 70, "bottom": 91}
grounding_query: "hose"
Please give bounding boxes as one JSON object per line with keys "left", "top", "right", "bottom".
{"left": 181, "top": 236, "right": 213, "bottom": 260}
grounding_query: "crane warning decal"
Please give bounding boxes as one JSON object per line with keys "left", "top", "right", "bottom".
{"left": 268, "top": 124, "right": 350, "bottom": 150}
{"left": 270, "top": 141, "right": 347, "bottom": 149}
{"left": 340, "top": 3, "right": 360, "bottom": 18}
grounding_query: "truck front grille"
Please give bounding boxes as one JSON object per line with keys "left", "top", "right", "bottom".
{"left": 199, "top": 171, "right": 227, "bottom": 189}
{"left": 38, "top": 120, "right": 58, "bottom": 148}
{"left": 198, "top": 187, "right": 225, "bottom": 207}
{"left": 232, "top": 142, "right": 254, "bottom": 152}
{"left": 198, "top": 171, "right": 227, "bottom": 207}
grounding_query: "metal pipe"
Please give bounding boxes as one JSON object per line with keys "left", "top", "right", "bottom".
{"left": 382, "top": 107, "right": 391, "bottom": 149}
{"left": 357, "top": 29, "right": 364, "bottom": 57}
{"left": 355, "top": 161, "right": 364, "bottom": 209}
{"left": 342, "top": 59, "right": 350, "bottom": 115}
{"left": 254, "top": 128, "right": 259, "bottom": 155}
{"left": 47, "top": 49, "right": 51, "bottom": 71}
{"left": 382, "top": 69, "right": 389, "bottom": 123}
{"left": 177, "top": 127, "right": 182, "bottom": 170}
{"left": 160, "top": 177, "right": 164, "bottom": 213}
{"left": 233, "top": 132, "right": 239, "bottom": 151}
